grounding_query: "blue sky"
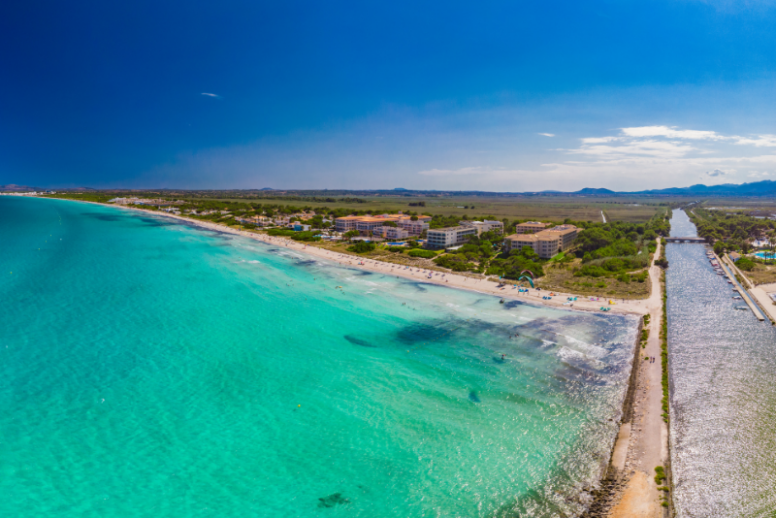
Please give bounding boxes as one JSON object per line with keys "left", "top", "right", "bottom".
{"left": 2, "top": 0, "right": 776, "bottom": 191}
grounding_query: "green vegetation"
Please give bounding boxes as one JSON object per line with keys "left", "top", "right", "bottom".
{"left": 266, "top": 228, "right": 321, "bottom": 241}
{"left": 567, "top": 213, "right": 668, "bottom": 280}
{"left": 348, "top": 241, "right": 376, "bottom": 253}
{"left": 486, "top": 247, "right": 545, "bottom": 280}
{"left": 386, "top": 246, "right": 405, "bottom": 253}
{"left": 46, "top": 190, "right": 672, "bottom": 225}
{"left": 429, "top": 233, "right": 500, "bottom": 273}
{"left": 652, "top": 237, "right": 669, "bottom": 269}
{"left": 407, "top": 249, "right": 438, "bottom": 259}
{"left": 689, "top": 207, "right": 776, "bottom": 252}
{"left": 654, "top": 466, "right": 666, "bottom": 485}
{"left": 736, "top": 256, "right": 755, "bottom": 271}
{"left": 661, "top": 271, "right": 669, "bottom": 423}
{"left": 45, "top": 191, "right": 675, "bottom": 295}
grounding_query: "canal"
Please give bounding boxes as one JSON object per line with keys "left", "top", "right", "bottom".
{"left": 667, "top": 210, "right": 776, "bottom": 517}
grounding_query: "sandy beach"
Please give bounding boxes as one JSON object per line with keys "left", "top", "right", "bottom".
{"left": 92, "top": 202, "right": 659, "bottom": 317}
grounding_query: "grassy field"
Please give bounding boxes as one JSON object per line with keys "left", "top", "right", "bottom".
{"left": 208, "top": 195, "right": 667, "bottom": 223}
{"left": 701, "top": 198, "right": 776, "bottom": 214}
{"left": 46, "top": 191, "right": 673, "bottom": 223}
{"left": 537, "top": 260, "right": 653, "bottom": 299}
{"left": 745, "top": 263, "right": 776, "bottom": 286}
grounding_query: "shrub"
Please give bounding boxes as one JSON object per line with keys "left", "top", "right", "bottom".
{"left": 633, "top": 271, "right": 649, "bottom": 283}
{"left": 654, "top": 466, "right": 666, "bottom": 485}
{"left": 407, "top": 249, "right": 437, "bottom": 259}
{"left": 434, "top": 253, "right": 475, "bottom": 271}
{"left": 575, "top": 264, "right": 608, "bottom": 277}
{"left": 736, "top": 257, "right": 755, "bottom": 271}
{"left": 266, "top": 228, "right": 320, "bottom": 241}
{"left": 386, "top": 246, "right": 405, "bottom": 253}
{"left": 348, "top": 241, "right": 376, "bottom": 253}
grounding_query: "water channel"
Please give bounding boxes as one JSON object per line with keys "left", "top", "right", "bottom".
{"left": 667, "top": 210, "right": 776, "bottom": 517}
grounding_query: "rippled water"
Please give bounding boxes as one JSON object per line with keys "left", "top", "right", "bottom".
{"left": 668, "top": 210, "right": 776, "bottom": 517}
{"left": 0, "top": 198, "right": 639, "bottom": 517}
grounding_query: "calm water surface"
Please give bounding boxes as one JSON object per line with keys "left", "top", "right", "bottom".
{"left": 0, "top": 198, "right": 639, "bottom": 517}
{"left": 668, "top": 210, "right": 776, "bottom": 517}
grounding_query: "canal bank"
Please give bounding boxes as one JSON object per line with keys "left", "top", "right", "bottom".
{"left": 582, "top": 240, "right": 670, "bottom": 518}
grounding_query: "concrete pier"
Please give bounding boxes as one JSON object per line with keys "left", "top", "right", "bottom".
{"left": 715, "top": 253, "right": 765, "bottom": 321}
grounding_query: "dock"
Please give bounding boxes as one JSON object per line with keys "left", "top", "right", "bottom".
{"left": 714, "top": 253, "right": 765, "bottom": 321}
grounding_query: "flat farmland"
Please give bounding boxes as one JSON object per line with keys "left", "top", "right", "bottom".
{"left": 209, "top": 195, "right": 666, "bottom": 223}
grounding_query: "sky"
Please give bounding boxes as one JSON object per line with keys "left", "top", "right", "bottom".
{"left": 2, "top": 0, "right": 776, "bottom": 191}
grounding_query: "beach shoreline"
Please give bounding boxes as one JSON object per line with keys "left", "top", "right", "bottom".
{"left": 32, "top": 195, "right": 668, "bottom": 516}
{"left": 49, "top": 197, "right": 652, "bottom": 317}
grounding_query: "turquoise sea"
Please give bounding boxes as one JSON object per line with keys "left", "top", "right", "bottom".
{"left": 0, "top": 197, "right": 638, "bottom": 517}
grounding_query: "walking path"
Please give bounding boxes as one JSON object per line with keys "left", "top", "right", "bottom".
{"left": 603, "top": 240, "right": 668, "bottom": 517}
{"left": 749, "top": 285, "right": 776, "bottom": 323}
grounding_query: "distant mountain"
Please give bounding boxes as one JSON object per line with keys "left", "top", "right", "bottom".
{"left": 0, "top": 184, "right": 41, "bottom": 192}
{"left": 574, "top": 188, "right": 615, "bottom": 194}
{"left": 259, "top": 187, "right": 274, "bottom": 191}
{"left": 393, "top": 188, "right": 409, "bottom": 191}
{"left": 633, "top": 180, "right": 776, "bottom": 196}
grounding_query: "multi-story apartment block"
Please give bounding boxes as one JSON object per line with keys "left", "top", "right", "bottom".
{"left": 425, "top": 226, "right": 478, "bottom": 249}
{"left": 334, "top": 216, "right": 362, "bottom": 233}
{"left": 504, "top": 225, "right": 579, "bottom": 258}
{"left": 514, "top": 221, "right": 548, "bottom": 234}
{"left": 376, "top": 226, "right": 410, "bottom": 240}
{"left": 335, "top": 214, "right": 432, "bottom": 235}
{"left": 459, "top": 220, "right": 504, "bottom": 235}
{"left": 396, "top": 219, "right": 429, "bottom": 236}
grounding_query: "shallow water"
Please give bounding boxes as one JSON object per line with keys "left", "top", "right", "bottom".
{"left": 0, "top": 198, "right": 638, "bottom": 517}
{"left": 668, "top": 210, "right": 776, "bottom": 517}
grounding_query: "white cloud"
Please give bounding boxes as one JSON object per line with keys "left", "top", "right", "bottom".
{"left": 620, "top": 125, "right": 727, "bottom": 141}
{"left": 201, "top": 92, "right": 221, "bottom": 98}
{"left": 538, "top": 133, "right": 555, "bottom": 137}
{"left": 580, "top": 136, "right": 620, "bottom": 144}
{"left": 571, "top": 139, "right": 696, "bottom": 159}
{"left": 567, "top": 126, "right": 776, "bottom": 164}
{"left": 734, "top": 135, "right": 776, "bottom": 147}
{"left": 415, "top": 122, "right": 776, "bottom": 191}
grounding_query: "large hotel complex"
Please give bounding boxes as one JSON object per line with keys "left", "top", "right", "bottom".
{"left": 334, "top": 213, "right": 433, "bottom": 240}
{"left": 503, "top": 222, "right": 579, "bottom": 258}
{"left": 333, "top": 215, "right": 579, "bottom": 257}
